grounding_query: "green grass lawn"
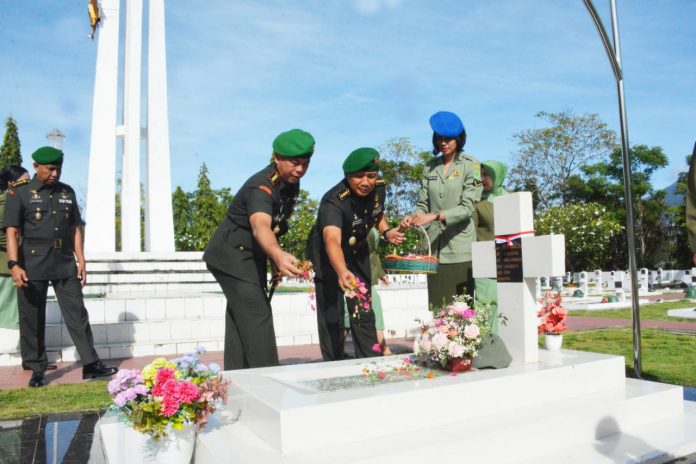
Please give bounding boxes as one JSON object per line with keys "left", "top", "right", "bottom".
{"left": 0, "top": 381, "right": 111, "bottom": 420}
{"left": 561, "top": 328, "right": 696, "bottom": 387}
{"left": 570, "top": 299, "right": 696, "bottom": 322}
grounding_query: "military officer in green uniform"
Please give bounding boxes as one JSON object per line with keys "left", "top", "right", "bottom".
{"left": 203, "top": 129, "right": 314, "bottom": 370}
{"left": 307, "top": 147, "right": 404, "bottom": 361}
{"left": 3, "top": 147, "right": 118, "bottom": 387}
{"left": 401, "top": 111, "right": 483, "bottom": 308}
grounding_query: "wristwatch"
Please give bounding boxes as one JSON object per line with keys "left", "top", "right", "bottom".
{"left": 7, "top": 260, "right": 18, "bottom": 270}
{"left": 431, "top": 211, "right": 441, "bottom": 222}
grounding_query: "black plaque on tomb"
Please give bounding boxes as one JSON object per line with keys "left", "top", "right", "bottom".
{"left": 495, "top": 238, "right": 523, "bottom": 283}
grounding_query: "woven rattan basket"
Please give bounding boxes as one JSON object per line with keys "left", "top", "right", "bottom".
{"left": 383, "top": 226, "right": 439, "bottom": 274}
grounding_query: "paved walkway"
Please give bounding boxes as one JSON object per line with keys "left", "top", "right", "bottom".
{"left": 568, "top": 316, "right": 696, "bottom": 332}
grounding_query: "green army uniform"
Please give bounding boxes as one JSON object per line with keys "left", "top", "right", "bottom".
{"left": 686, "top": 143, "right": 696, "bottom": 254}
{"left": 203, "top": 128, "right": 314, "bottom": 370}
{"left": 415, "top": 153, "right": 483, "bottom": 307}
{"left": 3, "top": 176, "right": 99, "bottom": 372}
{"left": 307, "top": 178, "right": 386, "bottom": 361}
{"left": 473, "top": 160, "right": 508, "bottom": 335}
{"left": 0, "top": 191, "right": 20, "bottom": 329}
{"left": 204, "top": 164, "right": 299, "bottom": 370}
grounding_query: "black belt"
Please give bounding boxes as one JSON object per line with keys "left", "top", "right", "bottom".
{"left": 23, "top": 238, "right": 69, "bottom": 249}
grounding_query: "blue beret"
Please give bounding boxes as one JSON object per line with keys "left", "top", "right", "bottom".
{"left": 429, "top": 111, "right": 465, "bottom": 137}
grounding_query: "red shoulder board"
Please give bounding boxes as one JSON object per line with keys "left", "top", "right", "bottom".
{"left": 259, "top": 185, "right": 273, "bottom": 196}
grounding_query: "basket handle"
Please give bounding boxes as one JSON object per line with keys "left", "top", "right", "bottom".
{"left": 391, "top": 225, "right": 432, "bottom": 258}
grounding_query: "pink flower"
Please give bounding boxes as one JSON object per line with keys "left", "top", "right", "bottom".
{"left": 463, "top": 324, "right": 480, "bottom": 339}
{"left": 359, "top": 286, "right": 368, "bottom": 294}
{"left": 372, "top": 343, "right": 382, "bottom": 353}
{"left": 431, "top": 333, "right": 447, "bottom": 350}
{"left": 460, "top": 308, "right": 475, "bottom": 319}
{"left": 161, "top": 396, "right": 180, "bottom": 417}
{"left": 448, "top": 342, "right": 464, "bottom": 358}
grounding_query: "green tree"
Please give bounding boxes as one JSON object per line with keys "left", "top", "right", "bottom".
{"left": 190, "top": 163, "right": 223, "bottom": 251}
{"left": 666, "top": 153, "right": 691, "bottom": 268}
{"left": 0, "top": 116, "right": 22, "bottom": 169}
{"left": 535, "top": 203, "right": 623, "bottom": 271}
{"left": 172, "top": 186, "right": 193, "bottom": 251}
{"left": 279, "top": 189, "right": 318, "bottom": 259}
{"left": 508, "top": 110, "right": 617, "bottom": 208}
{"left": 378, "top": 137, "right": 432, "bottom": 220}
{"left": 566, "top": 145, "right": 670, "bottom": 268}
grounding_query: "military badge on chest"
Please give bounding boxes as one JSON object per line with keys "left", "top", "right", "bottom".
{"left": 30, "top": 190, "right": 43, "bottom": 220}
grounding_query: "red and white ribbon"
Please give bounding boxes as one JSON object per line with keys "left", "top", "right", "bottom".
{"left": 494, "top": 230, "right": 536, "bottom": 247}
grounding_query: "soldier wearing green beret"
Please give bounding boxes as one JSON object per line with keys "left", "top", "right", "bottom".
{"left": 401, "top": 111, "right": 483, "bottom": 308}
{"left": 307, "top": 147, "right": 404, "bottom": 361}
{"left": 3, "top": 147, "right": 118, "bottom": 387}
{"left": 204, "top": 129, "right": 314, "bottom": 370}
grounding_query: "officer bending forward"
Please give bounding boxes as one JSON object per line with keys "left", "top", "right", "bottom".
{"left": 203, "top": 129, "right": 314, "bottom": 370}
{"left": 307, "top": 148, "right": 403, "bottom": 361}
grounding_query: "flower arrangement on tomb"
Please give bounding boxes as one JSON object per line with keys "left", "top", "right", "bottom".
{"left": 414, "top": 295, "right": 490, "bottom": 370}
{"left": 537, "top": 291, "right": 568, "bottom": 335}
{"left": 344, "top": 276, "right": 371, "bottom": 318}
{"left": 107, "top": 347, "right": 230, "bottom": 440}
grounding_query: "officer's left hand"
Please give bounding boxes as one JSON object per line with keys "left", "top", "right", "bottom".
{"left": 77, "top": 261, "right": 87, "bottom": 287}
{"left": 409, "top": 212, "right": 438, "bottom": 228}
{"left": 384, "top": 227, "right": 405, "bottom": 246}
{"left": 338, "top": 269, "right": 357, "bottom": 293}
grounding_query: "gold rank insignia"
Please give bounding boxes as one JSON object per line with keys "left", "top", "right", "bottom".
{"left": 376, "top": 179, "right": 386, "bottom": 186}
{"left": 473, "top": 179, "right": 482, "bottom": 187}
{"left": 453, "top": 170, "right": 461, "bottom": 177}
{"left": 338, "top": 188, "right": 350, "bottom": 201}
{"left": 60, "top": 190, "right": 69, "bottom": 199}
{"left": 267, "top": 171, "right": 281, "bottom": 186}
{"left": 9, "top": 179, "right": 29, "bottom": 188}
{"left": 30, "top": 189, "right": 40, "bottom": 199}
{"left": 348, "top": 236, "right": 357, "bottom": 246}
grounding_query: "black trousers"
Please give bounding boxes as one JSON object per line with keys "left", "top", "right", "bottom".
{"left": 208, "top": 265, "right": 279, "bottom": 370}
{"left": 17, "top": 276, "right": 98, "bottom": 372}
{"left": 314, "top": 270, "right": 379, "bottom": 362}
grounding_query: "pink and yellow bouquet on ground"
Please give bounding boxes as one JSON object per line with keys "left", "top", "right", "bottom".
{"left": 107, "top": 347, "right": 230, "bottom": 439}
{"left": 414, "top": 295, "right": 490, "bottom": 370}
{"left": 537, "top": 291, "right": 568, "bottom": 335}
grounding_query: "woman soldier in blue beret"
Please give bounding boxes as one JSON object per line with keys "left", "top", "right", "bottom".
{"left": 307, "top": 148, "right": 404, "bottom": 361}
{"left": 401, "top": 111, "right": 483, "bottom": 308}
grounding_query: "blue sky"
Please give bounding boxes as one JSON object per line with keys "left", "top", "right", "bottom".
{"left": 1, "top": 0, "right": 695, "bottom": 206}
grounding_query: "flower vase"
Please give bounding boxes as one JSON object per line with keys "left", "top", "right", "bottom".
{"left": 544, "top": 333, "right": 563, "bottom": 351}
{"left": 125, "top": 423, "right": 196, "bottom": 464}
{"left": 444, "top": 355, "right": 473, "bottom": 372}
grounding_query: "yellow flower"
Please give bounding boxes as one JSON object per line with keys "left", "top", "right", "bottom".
{"left": 142, "top": 358, "right": 179, "bottom": 387}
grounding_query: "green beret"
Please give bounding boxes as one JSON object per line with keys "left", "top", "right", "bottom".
{"left": 32, "top": 146, "right": 64, "bottom": 165}
{"left": 272, "top": 129, "right": 315, "bottom": 158}
{"left": 342, "top": 147, "right": 380, "bottom": 173}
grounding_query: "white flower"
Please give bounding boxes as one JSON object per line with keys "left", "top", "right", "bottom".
{"left": 432, "top": 333, "right": 447, "bottom": 350}
{"left": 464, "top": 324, "right": 480, "bottom": 339}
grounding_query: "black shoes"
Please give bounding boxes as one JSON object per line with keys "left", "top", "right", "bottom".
{"left": 23, "top": 363, "right": 57, "bottom": 371}
{"left": 28, "top": 371, "right": 46, "bottom": 388}
{"left": 82, "top": 360, "right": 118, "bottom": 380}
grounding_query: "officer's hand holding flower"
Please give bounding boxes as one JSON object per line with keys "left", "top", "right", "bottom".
{"left": 384, "top": 227, "right": 405, "bottom": 246}
{"left": 272, "top": 250, "right": 303, "bottom": 278}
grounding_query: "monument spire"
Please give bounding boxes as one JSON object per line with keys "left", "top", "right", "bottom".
{"left": 85, "top": 0, "right": 175, "bottom": 254}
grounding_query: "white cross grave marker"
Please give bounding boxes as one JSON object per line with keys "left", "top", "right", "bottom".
{"left": 471, "top": 192, "right": 565, "bottom": 364}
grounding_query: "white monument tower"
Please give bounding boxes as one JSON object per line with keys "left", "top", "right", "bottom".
{"left": 85, "top": 0, "right": 175, "bottom": 253}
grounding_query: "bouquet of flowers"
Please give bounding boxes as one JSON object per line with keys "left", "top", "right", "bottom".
{"left": 414, "top": 295, "right": 490, "bottom": 369}
{"left": 107, "top": 347, "right": 230, "bottom": 439}
{"left": 295, "top": 260, "right": 315, "bottom": 282}
{"left": 344, "top": 276, "right": 371, "bottom": 318}
{"left": 537, "top": 291, "right": 568, "bottom": 335}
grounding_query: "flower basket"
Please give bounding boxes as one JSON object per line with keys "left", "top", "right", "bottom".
{"left": 414, "top": 295, "right": 490, "bottom": 370}
{"left": 538, "top": 292, "right": 568, "bottom": 351}
{"left": 383, "top": 226, "right": 439, "bottom": 274}
{"left": 444, "top": 355, "right": 473, "bottom": 372}
{"left": 107, "top": 347, "right": 230, "bottom": 459}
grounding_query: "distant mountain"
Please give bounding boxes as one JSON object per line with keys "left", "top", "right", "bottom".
{"left": 664, "top": 181, "right": 684, "bottom": 208}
